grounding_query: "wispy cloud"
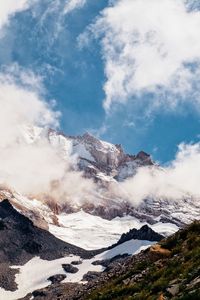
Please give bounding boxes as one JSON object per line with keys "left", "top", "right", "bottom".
{"left": 0, "top": 0, "right": 88, "bottom": 45}
{"left": 80, "top": 0, "right": 200, "bottom": 113}
{"left": 64, "top": 0, "right": 87, "bottom": 14}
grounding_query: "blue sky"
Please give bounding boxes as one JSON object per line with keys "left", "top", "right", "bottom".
{"left": 0, "top": 0, "right": 200, "bottom": 163}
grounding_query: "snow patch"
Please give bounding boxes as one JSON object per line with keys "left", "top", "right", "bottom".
{"left": 73, "top": 143, "right": 95, "bottom": 162}
{"left": 0, "top": 239, "right": 154, "bottom": 300}
{"left": 49, "top": 211, "right": 178, "bottom": 250}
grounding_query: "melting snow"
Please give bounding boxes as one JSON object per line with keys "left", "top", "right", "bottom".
{"left": 0, "top": 239, "right": 154, "bottom": 300}
{"left": 49, "top": 211, "right": 179, "bottom": 250}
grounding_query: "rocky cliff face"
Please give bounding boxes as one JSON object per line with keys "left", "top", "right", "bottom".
{"left": 48, "top": 130, "right": 154, "bottom": 185}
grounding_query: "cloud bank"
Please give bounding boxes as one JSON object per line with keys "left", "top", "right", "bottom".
{"left": 119, "top": 142, "right": 200, "bottom": 205}
{"left": 81, "top": 0, "right": 200, "bottom": 112}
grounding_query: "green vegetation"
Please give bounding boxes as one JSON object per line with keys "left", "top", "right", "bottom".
{"left": 86, "top": 221, "right": 200, "bottom": 300}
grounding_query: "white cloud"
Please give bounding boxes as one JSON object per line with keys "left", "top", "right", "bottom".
{"left": 0, "top": 0, "right": 30, "bottom": 32}
{"left": 0, "top": 66, "right": 95, "bottom": 206}
{"left": 0, "top": 68, "right": 58, "bottom": 147}
{"left": 82, "top": 0, "right": 200, "bottom": 112}
{"left": 0, "top": 67, "right": 60, "bottom": 192}
{"left": 118, "top": 142, "right": 200, "bottom": 205}
{"left": 29, "top": 0, "right": 88, "bottom": 46}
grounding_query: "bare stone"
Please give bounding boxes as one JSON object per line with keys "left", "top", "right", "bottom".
{"left": 167, "top": 284, "right": 180, "bottom": 296}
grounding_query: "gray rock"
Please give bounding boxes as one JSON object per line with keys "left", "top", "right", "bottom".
{"left": 71, "top": 260, "right": 82, "bottom": 265}
{"left": 167, "top": 284, "right": 180, "bottom": 296}
{"left": 187, "top": 276, "right": 200, "bottom": 289}
{"left": 82, "top": 271, "right": 101, "bottom": 281}
{"left": 48, "top": 274, "right": 66, "bottom": 284}
{"left": 62, "top": 264, "right": 79, "bottom": 274}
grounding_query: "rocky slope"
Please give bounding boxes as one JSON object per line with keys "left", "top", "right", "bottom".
{"left": 0, "top": 199, "right": 98, "bottom": 293}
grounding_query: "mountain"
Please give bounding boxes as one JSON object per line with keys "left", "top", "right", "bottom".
{"left": 0, "top": 128, "right": 199, "bottom": 299}
{"left": 24, "top": 221, "right": 200, "bottom": 300}
{"left": 0, "top": 128, "right": 199, "bottom": 251}
{"left": 42, "top": 129, "right": 200, "bottom": 224}
{"left": 12, "top": 127, "right": 199, "bottom": 226}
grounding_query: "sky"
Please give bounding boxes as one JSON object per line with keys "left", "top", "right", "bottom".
{"left": 0, "top": 0, "right": 200, "bottom": 163}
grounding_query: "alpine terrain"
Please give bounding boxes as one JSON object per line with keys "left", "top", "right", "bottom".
{"left": 0, "top": 127, "right": 199, "bottom": 299}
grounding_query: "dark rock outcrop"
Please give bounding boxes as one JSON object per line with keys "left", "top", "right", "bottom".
{"left": 82, "top": 271, "right": 101, "bottom": 282}
{"left": 92, "top": 254, "right": 129, "bottom": 268}
{"left": 112, "top": 225, "right": 164, "bottom": 248}
{"left": 62, "top": 264, "right": 78, "bottom": 274}
{"left": 0, "top": 199, "right": 95, "bottom": 266}
{"left": 48, "top": 274, "right": 66, "bottom": 284}
{"left": 0, "top": 199, "right": 100, "bottom": 292}
{"left": 71, "top": 260, "right": 82, "bottom": 265}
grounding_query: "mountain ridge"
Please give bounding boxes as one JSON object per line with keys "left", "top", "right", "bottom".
{"left": 0, "top": 127, "right": 199, "bottom": 242}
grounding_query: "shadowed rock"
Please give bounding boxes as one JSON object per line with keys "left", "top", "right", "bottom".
{"left": 62, "top": 264, "right": 78, "bottom": 274}
{"left": 48, "top": 274, "right": 66, "bottom": 284}
{"left": 110, "top": 225, "right": 164, "bottom": 249}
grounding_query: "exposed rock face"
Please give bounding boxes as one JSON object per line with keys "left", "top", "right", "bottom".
{"left": 48, "top": 274, "right": 66, "bottom": 284}
{"left": 0, "top": 199, "right": 98, "bottom": 266}
{"left": 114, "top": 225, "right": 164, "bottom": 247}
{"left": 71, "top": 260, "right": 82, "bottom": 265}
{"left": 82, "top": 271, "right": 101, "bottom": 282}
{"left": 92, "top": 254, "right": 129, "bottom": 268}
{"left": 73, "top": 132, "right": 125, "bottom": 170}
{"left": 48, "top": 130, "right": 154, "bottom": 183}
{"left": 167, "top": 284, "right": 180, "bottom": 296}
{"left": 0, "top": 199, "right": 104, "bottom": 293}
{"left": 62, "top": 264, "right": 78, "bottom": 274}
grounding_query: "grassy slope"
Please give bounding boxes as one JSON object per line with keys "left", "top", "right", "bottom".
{"left": 86, "top": 221, "right": 200, "bottom": 300}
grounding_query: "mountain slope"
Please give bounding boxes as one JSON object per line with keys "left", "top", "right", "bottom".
{"left": 27, "top": 221, "right": 200, "bottom": 300}
{"left": 0, "top": 199, "right": 97, "bottom": 295}
{"left": 0, "top": 199, "right": 95, "bottom": 264}
{"left": 85, "top": 221, "right": 200, "bottom": 300}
